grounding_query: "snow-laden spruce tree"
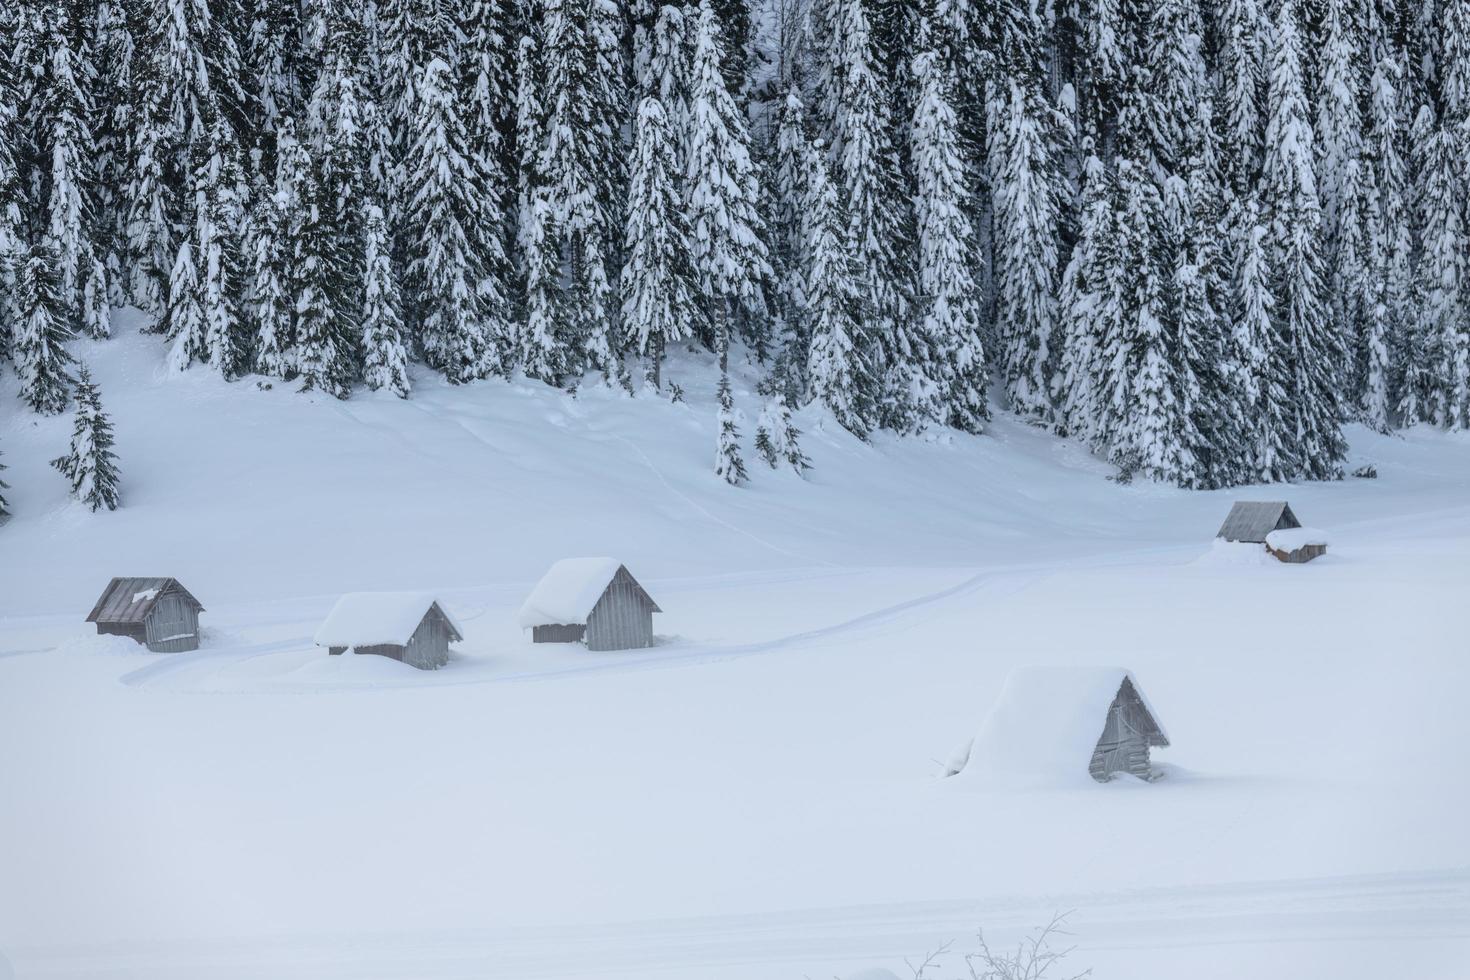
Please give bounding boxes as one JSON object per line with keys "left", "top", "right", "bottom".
{"left": 538, "top": 0, "right": 627, "bottom": 381}
{"left": 754, "top": 397, "right": 811, "bottom": 473}
{"left": 1172, "top": 102, "right": 1250, "bottom": 489}
{"left": 291, "top": 165, "right": 354, "bottom": 399}
{"left": 1109, "top": 158, "right": 1191, "bottom": 484}
{"left": 163, "top": 236, "right": 207, "bottom": 372}
{"left": 514, "top": 31, "right": 567, "bottom": 384}
{"left": 15, "top": 245, "right": 75, "bottom": 415}
{"left": 771, "top": 88, "right": 812, "bottom": 367}
{"left": 912, "top": 47, "right": 988, "bottom": 433}
{"left": 122, "top": 75, "right": 175, "bottom": 316}
{"left": 621, "top": 97, "right": 697, "bottom": 390}
{"left": 457, "top": 0, "right": 516, "bottom": 199}
{"left": 646, "top": 5, "right": 690, "bottom": 131}
{"left": 1315, "top": 0, "right": 1365, "bottom": 275}
{"left": 1217, "top": 0, "right": 1264, "bottom": 194}
{"left": 92, "top": 0, "right": 136, "bottom": 309}
{"left": 715, "top": 371, "right": 748, "bottom": 485}
{"left": 1142, "top": 0, "right": 1202, "bottom": 177}
{"left": 0, "top": 441, "right": 9, "bottom": 519}
{"left": 0, "top": 65, "right": 22, "bottom": 347}
{"left": 198, "top": 119, "right": 250, "bottom": 380}
{"left": 42, "top": 11, "right": 95, "bottom": 311}
{"left": 826, "top": 0, "right": 915, "bottom": 419}
{"left": 991, "top": 79, "right": 1061, "bottom": 422}
{"left": 1262, "top": 0, "right": 1346, "bottom": 480}
{"left": 686, "top": 0, "right": 771, "bottom": 357}
{"left": 305, "top": 21, "right": 370, "bottom": 342}
{"left": 1055, "top": 154, "right": 1118, "bottom": 444}
{"left": 1234, "top": 199, "right": 1288, "bottom": 480}
{"left": 249, "top": 191, "right": 293, "bottom": 379}
{"left": 1361, "top": 51, "right": 1411, "bottom": 432}
{"left": 403, "top": 54, "right": 498, "bottom": 383}
{"left": 1410, "top": 123, "right": 1469, "bottom": 430}
{"left": 81, "top": 255, "right": 111, "bottom": 340}
{"left": 248, "top": 0, "right": 300, "bottom": 142}
{"left": 361, "top": 202, "right": 410, "bottom": 397}
{"left": 51, "top": 365, "right": 120, "bottom": 512}
{"left": 803, "top": 139, "right": 876, "bottom": 437}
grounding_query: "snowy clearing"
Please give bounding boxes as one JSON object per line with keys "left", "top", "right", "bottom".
{"left": 1, "top": 321, "right": 1468, "bottom": 979}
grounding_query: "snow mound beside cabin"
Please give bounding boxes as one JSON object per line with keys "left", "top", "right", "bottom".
{"left": 517, "top": 557, "right": 626, "bottom": 629}
{"left": 944, "top": 666, "right": 1164, "bottom": 789}
{"left": 1193, "top": 538, "right": 1277, "bottom": 566}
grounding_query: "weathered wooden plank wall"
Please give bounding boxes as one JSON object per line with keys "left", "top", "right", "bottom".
{"left": 144, "top": 594, "right": 200, "bottom": 652}
{"left": 533, "top": 623, "right": 587, "bottom": 643}
{"left": 585, "top": 567, "right": 654, "bottom": 651}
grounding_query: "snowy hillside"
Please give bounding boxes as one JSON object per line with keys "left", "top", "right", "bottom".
{"left": 2, "top": 322, "right": 1469, "bottom": 980}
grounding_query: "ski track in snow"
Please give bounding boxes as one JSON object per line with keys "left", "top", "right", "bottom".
{"left": 9, "top": 869, "right": 1467, "bottom": 979}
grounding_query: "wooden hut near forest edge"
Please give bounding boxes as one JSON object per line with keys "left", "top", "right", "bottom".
{"left": 1216, "top": 500, "right": 1328, "bottom": 562}
{"left": 519, "top": 558, "right": 660, "bottom": 651}
{"left": 945, "top": 666, "right": 1170, "bottom": 785}
{"left": 313, "top": 593, "right": 462, "bottom": 670}
{"left": 87, "top": 577, "right": 205, "bottom": 652}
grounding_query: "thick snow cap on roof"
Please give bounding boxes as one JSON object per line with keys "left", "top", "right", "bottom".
{"left": 1266, "top": 527, "right": 1329, "bottom": 550}
{"left": 947, "top": 666, "right": 1167, "bottom": 788}
{"left": 313, "top": 593, "right": 462, "bottom": 648}
{"left": 518, "top": 557, "right": 638, "bottom": 629}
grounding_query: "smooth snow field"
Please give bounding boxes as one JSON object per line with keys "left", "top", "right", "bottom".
{"left": 2, "top": 318, "right": 1468, "bottom": 980}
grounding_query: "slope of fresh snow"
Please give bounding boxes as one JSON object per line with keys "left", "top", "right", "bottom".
{"left": 1, "top": 316, "right": 1468, "bottom": 980}
{"left": 312, "top": 592, "right": 460, "bottom": 648}
{"left": 518, "top": 558, "right": 629, "bottom": 628}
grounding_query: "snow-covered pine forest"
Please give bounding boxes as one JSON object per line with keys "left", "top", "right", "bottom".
{"left": 1, "top": 0, "right": 1468, "bottom": 489}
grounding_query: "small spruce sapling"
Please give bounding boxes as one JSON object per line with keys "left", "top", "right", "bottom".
{"left": 51, "top": 365, "right": 120, "bottom": 512}
{"left": 0, "top": 442, "right": 10, "bottom": 519}
{"left": 715, "top": 372, "right": 748, "bottom": 485}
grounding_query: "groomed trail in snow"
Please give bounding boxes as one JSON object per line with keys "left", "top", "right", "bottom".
{"left": 1, "top": 317, "right": 1468, "bottom": 979}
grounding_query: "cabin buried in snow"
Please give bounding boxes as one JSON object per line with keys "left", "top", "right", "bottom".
{"left": 945, "top": 666, "right": 1170, "bottom": 785}
{"left": 1216, "top": 500, "right": 1328, "bottom": 563}
{"left": 519, "top": 558, "right": 660, "bottom": 651}
{"left": 86, "top": 577, "right": 205, "bottom": 652}
{"left": 313, "top": 593, "right": 462, "bottom": 670}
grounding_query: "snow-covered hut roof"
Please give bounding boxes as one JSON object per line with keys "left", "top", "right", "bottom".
{"left": 1216, "top": 501, "right": 1300, "bottom": 542}
{"left": 517, "top": 558, "right": 659, "bottom": 629}
{"left": 946, "top": 666, "right": 1168, "bottom": 786}
{"left": 1266, "top": 526, "right": 1329, "bottom": 550}
{"left": 313, "top": 593, "right": 463, "bottom": 648}
{"left": 86, "top": 577, "right": 204, "bottom": 624}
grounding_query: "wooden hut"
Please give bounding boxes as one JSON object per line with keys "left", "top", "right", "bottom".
{"left": 518, "top": 558, "right": 660, "bottom": 651}
{"left": 313, "top": 593, "right": 462, "bottom": 670}
{"left": 1264, "top": 527, "right": 1330, "bottom": 563}
{"left": 945, "top": 666, "right": 1170, "bottom": 784}
{"left": 86, "top": 577, "right": 205, "bottom": 652}
{"left": 1217, "top": 500, "right": 1327, "bottom": 562}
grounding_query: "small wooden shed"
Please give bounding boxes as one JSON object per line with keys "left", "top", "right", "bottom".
{"left": 86, "top": 577, "right": 205, "bottom": 652}
{"left": 1217, "top": 500, "right": 1327, "bottom": 562}
{"left": 945, "top": 666, "right": 1170, "bottom": 784}
{"left": 518, "top": 558, "right": 660, "bottom": 651}
{"left": 313, "top": 593, "right": 462, "bottom": 670}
